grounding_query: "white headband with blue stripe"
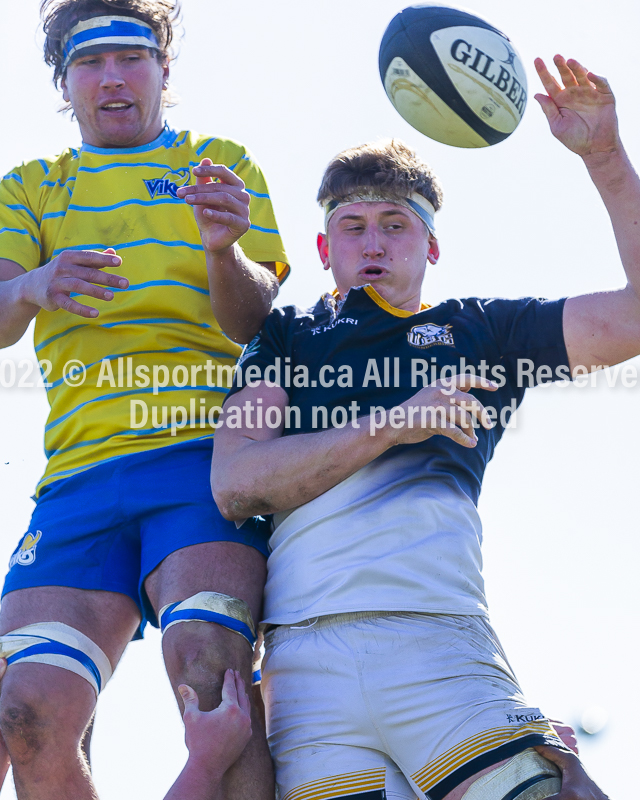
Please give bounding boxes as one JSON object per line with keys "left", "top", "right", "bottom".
{"left": 62, "top": 15, "right": 160, "bottom": 70}
{"left": 323, "top": 191, "right": 437, "bottom": 235}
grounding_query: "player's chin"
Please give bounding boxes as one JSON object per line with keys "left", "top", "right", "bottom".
{"left": 94, "top": 116, "right": 143, "bottom": 145}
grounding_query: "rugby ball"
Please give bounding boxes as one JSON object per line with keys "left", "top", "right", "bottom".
{"left": 379, "top": 4, "right": 527, "bottom": 148}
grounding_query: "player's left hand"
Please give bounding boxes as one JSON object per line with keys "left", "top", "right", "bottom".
{"left": 176, "top": 158, "right": 251, "bottom": 255}
{"left": 535, "top": 745, "right": 611, "bottom": 799}
{"left": 534, "top": 56, "right": 620, "bottom": 158}
{"left": 179, "top": 669, "right": 252, "bottom": 776}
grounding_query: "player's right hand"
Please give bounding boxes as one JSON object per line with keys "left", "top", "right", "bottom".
{"left": 387, "top": 375, "right": 499, "bottom": 448}
{"left": 534, "top": 746, "right": 611, "bottom": 799}
{"left": 19, "top": 248, "right": 128, "bottom": 318}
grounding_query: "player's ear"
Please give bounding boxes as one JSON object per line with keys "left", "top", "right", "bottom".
{"left": 161, "top": 59, "right": 170, "bottom": 89}
{"left": 317, "top": 232, "right": 331, "bottom": 271}
{"left": 61, "top": 77, "right": 70, "bottom": 104}
{"left": 427, "top": 235, "right": 440, "bottom": 265}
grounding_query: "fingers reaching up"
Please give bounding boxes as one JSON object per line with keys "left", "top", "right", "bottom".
{"left": 533, "top": 55, "right": 618, "bottom": 156}
{"left": 180, "top": 669, "right": 252, "bottom": 779}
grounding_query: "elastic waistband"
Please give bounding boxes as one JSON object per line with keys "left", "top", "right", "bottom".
{"left": 264, "top": 610, "right": 430, "bottom": 647}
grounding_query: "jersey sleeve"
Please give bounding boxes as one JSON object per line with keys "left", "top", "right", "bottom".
{"left": 479, "top": 297, "right": 570, "bottom": 385}
{"left": 0, "top": 165, "right": 42, "bottom": 271}
{"left": 226, "top": 306, "right": 294, "bottom": 401}
{"left": 228, "top": 149, "right": 290, "bottom": 282}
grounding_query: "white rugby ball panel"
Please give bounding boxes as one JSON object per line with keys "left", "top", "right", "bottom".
{"left": 384, "top": 57, "right": 488, "bottom": 148}
{"left": 430, "top": 26, "right": 526, "bottom": 134}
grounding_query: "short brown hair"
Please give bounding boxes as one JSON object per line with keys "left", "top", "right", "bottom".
{"left": 41, "top": 0, "right": 181, "bottom": 87}
{"left": 317, "top": 139, "right": 443, "bottom": 213}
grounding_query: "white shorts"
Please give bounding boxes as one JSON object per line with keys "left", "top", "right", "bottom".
{"left": 262, "top": 612, "right": 564, "bottom": 800}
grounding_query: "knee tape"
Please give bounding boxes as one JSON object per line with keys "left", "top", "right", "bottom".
{"left": 159, "top": 591, "right": 257, "bottom": 648}
{"left": 0, "top": 622, "right": 112, "bottom": 697}
{"left": 461, "top": 748, "right": 562, "bottom": 800}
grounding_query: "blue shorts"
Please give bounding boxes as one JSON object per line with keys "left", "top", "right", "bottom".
{"left": 3, "top": 439, "right": 270, "bottom": 635}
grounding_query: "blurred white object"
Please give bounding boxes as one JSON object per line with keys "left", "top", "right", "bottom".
{"left": 580, "top": 706, "right": 609, "bottom": 736}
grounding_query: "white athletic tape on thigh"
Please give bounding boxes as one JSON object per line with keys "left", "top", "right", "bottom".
{"left": 461, "top": 748, "right": 561, "bottom": 800}
{"left": 0, "top": 622, "right": 112, "bottom": 696}
{"left": 160, "top": 592, "right": 257, "bottom": 647}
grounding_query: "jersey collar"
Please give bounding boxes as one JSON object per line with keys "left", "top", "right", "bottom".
{"left": 80, "top": 123, "right": 177, "bottom": 155}
{"left": 326, "top": 286, "right": 430, "bottom": 318}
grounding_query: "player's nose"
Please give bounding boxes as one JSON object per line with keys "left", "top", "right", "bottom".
{"left": 362, "top": 229, "right": 385, "bottom": 258}
{"left": 99, "top": 59, "right": 126, "bottom": 89}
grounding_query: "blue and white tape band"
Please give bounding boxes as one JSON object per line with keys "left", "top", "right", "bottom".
{"left": 62, "top": 15, "right": 160, "bottom": 70}
{"left": 324, "top": 191, "right": 436, "bottom": 235}
{"left": 160, "top": 592, "right": 257, "bottom": 648}
{"left": 0, "top": 622, "right": 112, "bottom": 696}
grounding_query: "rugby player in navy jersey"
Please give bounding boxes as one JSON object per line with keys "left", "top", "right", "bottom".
{"left": 0, "top": 1, "right": 288, "bottom": 798}
{"left": 211, "top": 57, "right": 628, "bottom": 800}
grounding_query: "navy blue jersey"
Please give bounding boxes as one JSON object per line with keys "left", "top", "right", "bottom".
{"left": 228, "top": 285, "right": 569, "bottom": 508}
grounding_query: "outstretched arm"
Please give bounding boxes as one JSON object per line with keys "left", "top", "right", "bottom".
{"left": 176, "top": 160, "right": 279, "bottom": 344}
{"left": 164, "top": 669, "right": 252, "bottom": 800}
{"left": 535, "top": 56, "right": 640, "bottom": 371}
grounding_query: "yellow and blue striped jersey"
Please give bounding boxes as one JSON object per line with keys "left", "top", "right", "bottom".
{"left": 0, "top": 125, "right": 289, "bottom": 494}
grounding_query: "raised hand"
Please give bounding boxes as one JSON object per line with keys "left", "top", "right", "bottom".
{"left": 176, "top": 158, "right": 251, "bottom": 255}
{"left": 534, "top": 55, "right": 620, "bottom": 158}
{"left": 164, "top": 669, "right": 253, "bottom": 800}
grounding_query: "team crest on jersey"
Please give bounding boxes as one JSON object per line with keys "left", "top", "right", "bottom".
{"left": 143, "top": 168, "right": 191, "bottom": 199}
{"left": 9, "top": 531, "right": 42, "bottom": 568}
{"left": 407, "top": 323, "right": 454, "bottom": 349}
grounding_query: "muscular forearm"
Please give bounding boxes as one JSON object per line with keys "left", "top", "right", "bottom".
{"left": 0, "top": 275, "right": 39, "bottom": 348}
{"left": 206, "top": 244, "right": 279, "bottom": 344}
{"left": 585, "top": 147, "right": 640, "bottom": 300}
{"left": 213, "top": 415, "right": 393, "bottom": 520}
{"left": 214, "top": 376, "right": 492, "bottom": 520}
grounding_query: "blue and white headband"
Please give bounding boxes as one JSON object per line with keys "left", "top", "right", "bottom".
{"left": 62, "top": 15, "right": 160, "bottom": 70}
{"left": 323, "top": 191, "right": 437, "bottom": 235}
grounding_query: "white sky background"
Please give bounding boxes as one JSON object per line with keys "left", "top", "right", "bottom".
{"left": 0, "top": 0, "right": 639, "bottom": 797}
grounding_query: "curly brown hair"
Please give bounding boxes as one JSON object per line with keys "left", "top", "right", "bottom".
{"left": 41, "top": 0, "right": 181, "bottom": 87}
{"left": 317, "top": 139, "right": 443, "bottom": 213}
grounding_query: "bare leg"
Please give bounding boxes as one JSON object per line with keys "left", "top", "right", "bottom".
{"left": 145, "top": 541, "right": 273, "bottom": 800}
{"left": 80, "top": 713, "right": 95, "bottom": 768}
{"left": 0, "top": 587, "right": 140, "bottom": 800}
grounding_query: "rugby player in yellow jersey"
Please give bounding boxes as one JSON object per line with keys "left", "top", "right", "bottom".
{"left": 0, "top": 1, "right": 287, "bottom": 798}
